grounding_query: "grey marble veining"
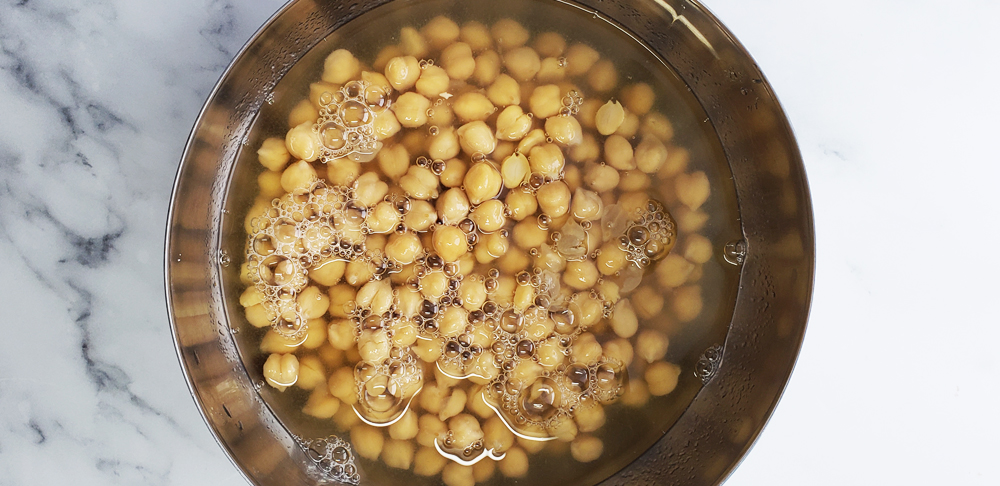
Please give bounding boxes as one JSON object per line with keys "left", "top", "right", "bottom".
{"left": 1, "top": 0, "right": 999, "bottom": 485}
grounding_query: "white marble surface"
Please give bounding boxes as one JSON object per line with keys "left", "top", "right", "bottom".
{"left": 0, "top": 0, "right": 997, "bottom": 485}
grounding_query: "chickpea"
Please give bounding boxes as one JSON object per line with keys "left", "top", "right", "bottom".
{"left": 436, "top": 187, "right": 471, "bottom": 226}
{"left": 497, "top": 248, "right": 531, "bottom": 275}
{"left": 529, "top": 84, "right": 562, "bottom": 119}
{"left": 500, "top": 152, "right": 530, "bottom": 188}
{"left": 257, "top": 172, "right": 283, "bottom": 204}
{"left": 414, "top": 446, "right": 448, "bottom": 476}
{"left": 631, "top": 285, "right": 665, "bottom": 319}
{"left": 258, "top": 137, "right": 291, "bottom": 171}
{"left": 528, "top": 143, "right": 565, "bottom": 178}
{"left": 297, "top": 286, "right": 329, "bottom": 319}
{"left": 421, "top": 270, "right": 450, "bottom": 300}
{"left": 622, "top": 82, "right": 656, "bottom": 115}
{"left": 575, "top": 399, "right": 606, "bottom": 432}
{"left": 399, "top": 26, "right": 428, "bottom": 57}
{"left": 477, "top": 231, "right": 509, "bottom": 262}
{"left": 327, "top": 157, "right": 361, "bottom": 186}
{"left": 302, "top": 387, "right": 341, "bottom": 418}
{"left": 683, "top": 234, "right": 713, "bottom": 264}
{"left": 453, "top": 92, "right": 495, "bottom": 122}
{"left": 491, "top": 18, "right": 529, "bottom": 48}
{"left": 393, "top": 91, "right": 431, "bottom": 127}
{"left": 563, "top": 259, "right": 599, "bottom": 290}
{"left": 354, "top": 172, "right": 388, "bottom": 207}
{"left": 263, "top": 353, "right": 298, "bottom": 391}
{"left": 428, "top": 102, "right": 455, "bottom": 128}
{"left": 470, "top": 199, "right": 506, "bottom": 233}
{"left": 568, "top": 187, "right": 602, "bottom": 222}
{"left": 499, "top": 446, "right": 529, "bottom": 477}
{"left": 473, "top": 458, "right": 496, "bottom": 482}
{"left": 459, "top": 278, "right": 488, "bottom": 311}
{"left": 569, "top": 133, "right": 601, "bottom": 163}
{"left": 428, "top": 127, "right": 460, "bottom": 160}
{"left": 438, "top": 305, "right": 469, "bottom": 338}
{"left": 473, "top": 50, "right": 501, "bottom": 86}
{"left": 646, "top": 361, "right": 682, "bottom": 396}
{"left": 604, "top": 134, "right": 636, "bottom": 170}
{"left": 285, "top": 122, "right": 321, "bottom": 162}
{"left": 672, "top": 285, "right": 703, "bottom": 322}
{"left": 583, "top": 163, "right": 619, "bottom": 193}
{"left": 659, "top": 145, "right": 690, "bottom": 178}
{"left": 403, "top": 199, "right": 437, "bottom": 230}
{"left": 533, "top": 31, "right": 567, "bottom": 57}
{"left": 433, "top": 225, "right": 469, "bottom": 262}
{"left": 537, "top": 337, "right": 565, "bottom": 370}
{"left": 259, "top": 329, "right": 301, "bottom": 354}
{"left": 460, "top": 21, "right": 493, "bottom": 51}
{"left": 382, "top": 56, "right": 417, "bottom": 92}
{"left": 632, "top": 135, "right": 667, "bottom": 174}
{"left": 431, "top": 159, "right": 463, "bottom": 188}
{"left": 545, "top": 115, "right": 582, "bottom": 146}
{"left": 441, "top": 42, "right": 476, "bottom": 81}
{"left": 399, "top": 166, "right": 440, "bottom": 200}
{"left": 513, "top": 219, "right": 548, "bottom": 249}
{"left": 388, "top": 409, "right": 419, "bottom": 441}
{"left": 309, "top": 80, "right": 338, "bottom": 108}
{"left": 603, "top": 338, "right": 634, "bottom": 367}
{"left": 457, "top": 121, "right": 497, "bottom": 156}
{"left": 616, "top": 110, "right": 640, "bottom": 138}
{"left": 422, "top": 15, "right": 460, "bottom": 49}
{"left": 279, "top": 160, "right": 317, "bottom": 194}
{"left": 442, "top": 463, "right": 475, "bottom": 486}
{"left": 536, "top": 180, "right": 571, "bottom": 218}
{"left": 596, "top": 241, "right": 627, "bottom": 275}
{"left": 595, "top": 100, "right": 625, "bottom": 136}
{"left": 376, "top": 144, "right": 409, "bottom": 181}
{"left": 571, "top": 435, "right": 603, "bottom": 463}
{"left": 239, "top": 286, "right": 264, "bottom": 308}
{"left": 571, "top": 333, "right": 603, "bottom": 366}
{"left": 513, "top": 282, "right": 535, "bottom": 312}
{"left": 495, "top": 105, "right": 533, "bottom": 142}
{"left": 564, "top": 43, "right": 600, "bottom": 76}
{"left": 385, "top": 231, "right": 423, "bottom": 265}
{"left": 416, "top": 65, "right": 450, "bottom": 98}
{"left": 503, "top": 46, "right": 541, "bottom": 82}
{"left": 439, "top": 388, "right": 468, "bottom": 420}
{"left": 609, "top": 298, "right": 638, "bottom": 338}
{"left": 635, "top": 329, "right": 670, "bottom": 363}
{"left": 463, "top": 161, "right": 502, "bottom": 204}
{"left": 288, "top": 99, "right": 318, "bottom": 127}
{"left": 486, "top": 74, "right": 521, "bottom": 107}
{"left": 414, "top": 336, "right": 444, "bottom": 362}
{"left": 676, "top": 170, "right": 711, "bottom": 210}
{"left": 505, "top": 187, "right": 538, "bottom": 221}
{"left": 677, "top": 207, "right": 709, "bottom": 233}
{"left": 351, "top": 424, "right": 384, "bottom": 460}
{"left": 587, "top": 59, "right": 618, "bottom": 92}
{"left": 382, "top": 439, "right": 414, "bottom": 470}
{"left": 344, "top": 258, "right": 374, "bottom": 286}
{"left": 642, "top": 111, "right": 675, "bottom": 141}
{"left": 326, "top": 318, "right": 354, "bottom": 351}
{"left": 322, "top": 48, "right": 360, "bottom": 84}
{"left": 482, "top": 415, "right": 515, "bottom": 454}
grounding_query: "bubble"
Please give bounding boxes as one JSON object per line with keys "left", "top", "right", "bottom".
{"left": 500, "top": 310, "right": 522, "bottom": 333}
{"left": 519, "top": 377, "right": 561, "bottom": 421}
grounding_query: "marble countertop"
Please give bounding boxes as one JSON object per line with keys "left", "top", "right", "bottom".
{"left": 1, "top": 0, "right": 997, "bottom": 484}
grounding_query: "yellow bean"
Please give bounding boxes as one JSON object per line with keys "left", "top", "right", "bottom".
{"left": 563, "top": 260, "right": 598, "bottom": 290}
{"left": 280, "top": 160, "right": 317, "bottom": 194}
{"left": 302, "top": 387, "right": 340, "bottom": 418}
{"left": 285, "top": 122, "right": 321, "bottom": 162}
{"left": 528, "top": 143, "right": 565, "bottom": 178}
{"left": 498, "top": 446, "right": 529, "bottom": 477}
{"left": 321, "top": 48, "right": 359, "bottom": 84}
{"left": 517, "top": 128, "right": 547, "bottom": 154}
{"left": 385, "top": 55, "right": 421, "bottom": 91}
{"left": 583, "top": 163, "right": 619, "bottom": 193}
{"left": 433, "top": 225, "right": 469, "bottom": 262}
{"left": 414, "top": 446, "right": 448, "bottom": 476}
{"left": 385, "top": 231, "right": 423, "bottom": 265}
{"left": 461, "top": 21, "right": 493, "bottom": 52}
{"left": 486, "top": 74, "right": 521, "bottom": 107}
{"left": 545, "top": 115, "right": 582, "bottom": 146}
{"left": 570, "top": 435, "right": 603, "bottom": 462}
{"left": 595, "top": 100, "right": 625, "bottom": 136}
{"left": 564, "top": 43, "right": 600, "bottom": 76}
{"left": 676, "top": 171, "right": 711, "bottom": 210}
{"left": 616, "top": 110, "right": 640, "bottom": 138}
{"left": 441, "top": 42, "right": 476, "bottom": 81}
{"left": 436, "top": 187, "right": 471, "bottom": 226}
{"left": 602, "top": 338, "right": 634, "bottom": 367}
{"left": 354, "top": 172, "right": 389, "bottom": 207}
{"left": 534, "top": 31, "right": 567, "bottom": 57}
{"left": 536, "top": 180, "right": 571, "bottom": 218}
{"left": 529, "top": 84, "right": 562, "bottom": 119}
{"left": 381, "top": 439, "right": 414, "bottom": 469}
{"left": 399, "top": 165, "right": 440, "bottom": 200}
{"left": 587, "top": 59, "right": 617, "bottom": 92}
{"left": 503, "top": 46, "right": 541, "bottom": 82}
{"left": 513, "top": 219, "right": 548, "bottom": 249}
{"left": 439, "top": 158, "right": 468, "bottom": 188}
{"left": 596, "top": 241, "right": 627, "bottom": 276}
{"left": 470, "top": 199, "right": 506, "bottom": 233}
{"left": 351, "top": 424, "right": 384, "bottom": 460}
{"left": 399, "top": 26, "right": 428, "bottom": 57}
{"left": 641, "top": 111, "right": 675, "bottom": 141}
{"left": 422, "top": 15, "right": 460, "bottom": 49}
{"left": 377, "top": 144, "right": 409, "bottom": 181}
{"left": 257, "top": 137, "right": 290, "bottom": 171}
{"left": 297, "top": 286, "right": 329, "bottom": 319}
{"left": 456, "top": 121, "right": 497, "bottom": 156}
{"left": 428, "top": 127, "right": 460, "bottom": 160}
{"left": 389, "top": 409, "right": 419, "bottom": 440}
{"left": 574, "top": 399, "right": 606, "bottom": 432}
{"left": 288, "top": 99, "right": 318, "bottom": 127}
{"left": 495, "top": 105, "right": 533, "bottom": 142}
{"left": 622, "top": 82, "right": 656, "bottom": 116}
{"left": 500, "top": 152, "right": 530, "bottom": 187}
{"left": 393, "top": 91, "right": 431, "bottom": 128}
{"left": 326, "top": 157, "right": 361, "bottom": 186}
{"left": 453, "top": 92, "right": 495, "bottom": 122}
{"left": 491, "top": 18, "right": 529, "bottom": 48}
{"left": 403, "top": 199, "right": 437, "bottom": 230}
{"left": 672, "top": 285, "right": 703, "bottom": 322}
{"left": 416, "top": 65, "right": 450, "bottom": 98}
{"left": 645, "top": 361, "right": 681, "bottom": 396}
{"left": 463, "top": 161, "right": 502, "bottom": 204}
{"left": 683, "top": 234, "right": 713, "bottom": 264}
{"left": 569, "top": 133, "right": 601, "bottom": 163}
{"left": 263, "top": 353, "right": 298, "bottom": 391}
{"left": 473, "top": 49, "right": 501, "bottom": 86}
{"left": 604, "top": 134, "right": 635, "bottom": 170}
{"left": 505, "top": 187, "right": 538, "bottom": 221}
{"left": 610, "top": 298, "right": 638, "bottom": 338}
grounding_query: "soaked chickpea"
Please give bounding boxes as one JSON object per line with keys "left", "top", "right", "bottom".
{"left": 242, "top": 11, "right": 729, "bottom": 485}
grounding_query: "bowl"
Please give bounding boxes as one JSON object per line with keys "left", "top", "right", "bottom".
{"left": 165, "top": 0, "right": 814, "bottom": 484}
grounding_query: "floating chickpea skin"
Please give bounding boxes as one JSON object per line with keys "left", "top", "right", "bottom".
{"left": 239, "top": 11, "right": 733, "bottom": 486}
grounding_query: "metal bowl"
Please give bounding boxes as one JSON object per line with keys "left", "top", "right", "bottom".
{"left": 165, "top": 0, "right": 814, "bottom": 484}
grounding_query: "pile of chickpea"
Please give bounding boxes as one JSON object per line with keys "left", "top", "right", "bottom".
{"left": 238, "top": 14, "right": 715, "bottom": 486}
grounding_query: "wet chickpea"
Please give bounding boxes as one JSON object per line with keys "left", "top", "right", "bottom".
{"left": 258, "top": 137, "right": 291, "bottom": 171}
{"left": 634, "top": 135, "right": 668, "bottom": 174}
{"left": 596, "top": 241, "right": 627, "bottom": 276}
{"left": 610, "top": 298, "right": 638, "bottom": 338}
{"left": 564, "top": 43, "right": 600, "bottom": 76}
{"left": 632, "top": 286, "right": 665, "bottom": 319}
{"left": 386, "top": 231, "right": 423, "bottom": 265}
{"left": 382, "top": 439, "right": 414, "bottom": 469}
{"left": 534, "top": 31, "right": 566, "bottom": 57}
{"left": 461, "top": 21, "right": 493, "bottom": 51}
{"left": 453, "top": 92, "right": 496, "bottom": 122}
{"left": 404, "top": 199, "right": 437, "bottom": 230}
{"left": 615, "top": 110, "right": 640, "bottom": 138}
{"left": 676, "top": 171, "right": 711, "bottom": 210}
{"left": 672, "top": 285, "right": 703, "bottom": 322}
{"left": 303, "top": 387, "right": 341, "bottom": 418}
{"left": 393, "top": 91, "right": 431, "bottom": 127}
{"left": 536, "top": 57, "right": 566, "bottom": 83}
{"left": 528, "top": 143, "right": 565, "bottom": 178}
{"left": 513, "top": 219, "right": 548, "bottom": 249}
{"left": 437, "top": 187, "right": 471, "bottom": 225}
{"left": 441, "top": 42, "right": 476, "bottom": 81}
{"left": 636, "top": 329, "right": 669, "bottom": 363}
{"left": 470, "top": 199, "right": 506, "bottom": 232}
{"left": 583, "top": 163, "right": 619, "bottom": 193}
{"left": 429, "top": 127, "right": 460, "bottom": 160}
{"left": 536, "top": 180, "right": 571, "bottom": 218}
{"left": 473, "top": 50, "right": 501, "bottom": 86}
{"left": 595, "top": 100, "right": 625, "bottom": 136}
{"left": 645, "top": 361, "right": 681, "bottom": 396}
{"left": 422, "top": 15, "right": 460, "bottom": 49}
{"left": 491, "top": 18, "right": 529, "bottom": 49}
{"left": 416, "top": 65, "right": 450, "bottom": 98}
{"left": 385, "top": 55, "right": 421, "bottom": 91}
{"left": 571, "top": 435, "right": 603, "bottom": 463}
{"left": 500, "top": 152, "right": 530, "bottom": 188}
{"left": 434, "top": 225, "right": 469, "bottom": 262}
{"left": 400, "top": 165, "right": 440, "bottom": 199}
{"left": 563, "top": 260, "right": 599, "bottom": 290}
{"left": 587, "top": 59, "right": 617, "bottom": 93}
{"left": 495, "top": 105, "right": 533, "bottom": 142}
{"left": 322, "top": 49, "right": 360, "bottom": 84}
{"left": 505, "top": 187, "right": 538, "bottom": 221}
{"left": 439, "top": 158, "right": 468, "bottom": 188}
{"left": 414, "top": 446, "right": 448, "bottom": 476}
{"left": 352, "top": 424, "right": 385, "bottom": 460}
{"left": 463, "top": 161, "right": 502, "bottom": 204}
{"left": 503, "top": 46, "right": 541, "bottom": 82}
{"left": 622, "top": 82, "right": 656, "bottom": 116}
{"left": 443, "top": 463, "right": 475, "bottom": 486}
{"left": 263, "top": 353, "right": 298, "bottom": 391}
{"left": 457, "top": 121, "right": 497, "bottom": 156}
{"left": 377, "top": 144, "right": 409, "bottom": 180}
{"left": 604, "top": 134, "right": 636, "bottom": 170}
{"left": 326, "top": 157, "right": 361, "bottom": 186}
{"left": 529, "top": 84, "right": 562, "bottom": 119}
{"left": 285, "top": 122, "right": 321, "bottom": 162}
{"left": 545, "top": 115, "right": 582, "bottom": 146}
{"left": 683, "top": 234, "right": 713, "bottom": 264}
{"left": 486, "top": 74, "right": 521, "bottom": 107}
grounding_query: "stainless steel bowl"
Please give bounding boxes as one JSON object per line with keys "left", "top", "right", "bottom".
{"left": 165, "top": 0, "right": 814, "bottom": 484}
